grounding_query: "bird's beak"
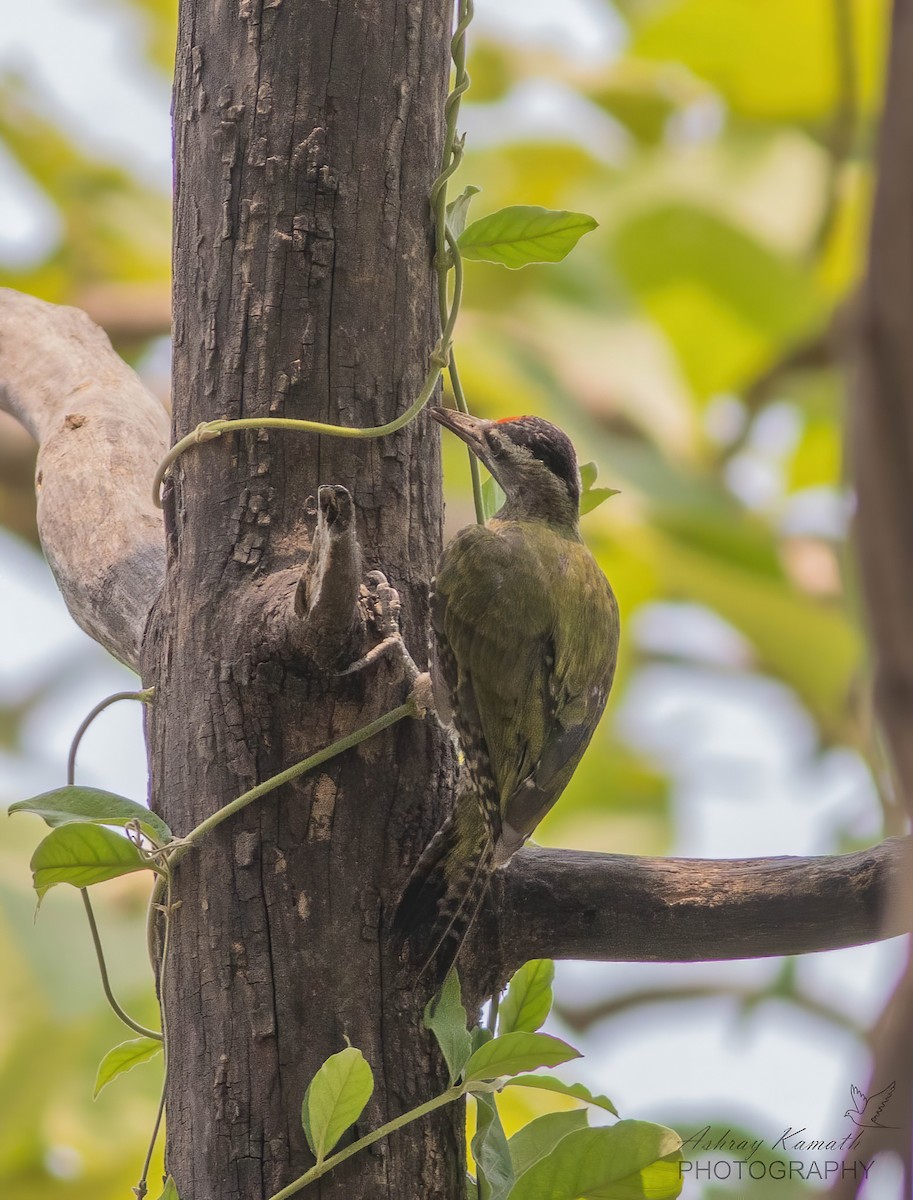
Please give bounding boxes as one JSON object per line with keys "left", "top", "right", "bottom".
{"left": 430, "top": 407, "right": 491, "bottom": 455}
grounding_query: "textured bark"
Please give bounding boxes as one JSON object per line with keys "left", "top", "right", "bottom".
{"left": 144, "top": 2, "right": 458, "bottom": 1198}
{"left": 8, "top": 1, "right": 913, "bottom": 1195}
{"left": 493, "top": 839, "right": 909, "bottom": 974}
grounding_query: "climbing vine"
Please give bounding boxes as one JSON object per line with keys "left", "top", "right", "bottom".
{"left": 8, "top": 1, "right": 679, "bottom": 1197}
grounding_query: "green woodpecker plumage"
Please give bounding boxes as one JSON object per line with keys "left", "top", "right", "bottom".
{"left": 394, "top": 409, "right": 619, "bottom": 984}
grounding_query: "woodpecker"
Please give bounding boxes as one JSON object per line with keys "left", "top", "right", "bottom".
{"left": 393, "top": 409, "right": 619, "bottom": 984}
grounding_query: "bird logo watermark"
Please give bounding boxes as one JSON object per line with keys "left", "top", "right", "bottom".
{"left": 844, "top": 1080, "right": 897, "bottom": 1130}
{"left": 677, "top": 1081, "right": 896, "bottom": 1188}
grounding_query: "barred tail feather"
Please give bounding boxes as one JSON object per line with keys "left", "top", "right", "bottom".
{"left": 393, "top": 801, "right": 495, "bottom": 987}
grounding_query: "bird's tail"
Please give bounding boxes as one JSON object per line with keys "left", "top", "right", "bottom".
{"left": 393, "top": 795, "right": 495, "bottom": 987}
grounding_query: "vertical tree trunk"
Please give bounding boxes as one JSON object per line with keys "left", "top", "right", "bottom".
{"left": 853, "top": 0, "right": 913, "bottom": 810}
{"left": 846, "top": 0, "right": 913, "bottom": 1191}
{"left": 143, "top": 2, "right": 460, "bottom": 1196}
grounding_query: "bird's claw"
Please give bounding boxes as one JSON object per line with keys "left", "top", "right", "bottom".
{"left": 361, "top": 570, "right": 401, "bottom": 638}
{"left": 408, "top": 672, "right": 435, "bottom": 718}
{"left": 338, "top": 572, "right": 421, "bottom": 684}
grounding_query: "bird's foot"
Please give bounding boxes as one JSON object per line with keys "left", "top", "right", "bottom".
{"left": 362, "top": 569, "right": 401, "bottom": 638}
{"left": 408, "top": 671, "right": 435, "bottom": 718}
{"left": 338, "top": 571, "right": 421, "bottom": 685}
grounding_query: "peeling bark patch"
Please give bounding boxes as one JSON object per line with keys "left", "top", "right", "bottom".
{"left": 64, "top": 413, "right": 87, "bottom": 430}
{"left": 296, "top": 891, "right": 311, "bottom": 919}
{"left": 308, "top": 774, "right": 337, "bottom": 841}
{"left": 235, "top": 829, "right": 259, "bottom": 867}
{"left": 273, "top": 848, "right": 287, "bottom": 874}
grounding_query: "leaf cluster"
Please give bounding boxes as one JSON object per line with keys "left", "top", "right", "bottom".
{"left": 285, "top": 962, "right": 681, "bottom": 1200}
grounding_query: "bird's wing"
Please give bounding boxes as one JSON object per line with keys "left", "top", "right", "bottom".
{"left": 500, "top": 543, "right": 619, "bottom": 845}
{"left": 849, "top": 1084, "right": 866, "bottom": 1112}
{"left": 871, "top": 1080, "right": 896, "bottom": 1121}
{"left": 432, "top": 523, "right": 618, "bottom": 849}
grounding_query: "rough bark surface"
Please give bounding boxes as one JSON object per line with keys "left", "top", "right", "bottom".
{"left": 494, "top": 839, "right": 909, "bottom": 973}
{"left": 6, "top": 1, "right": 913, "bottom": 1195}
{"left": 145, "top": 2, "right": 458, "bottom": 1197}
{"left": 2, "top": 271, "right": 909, "bottom": 1192}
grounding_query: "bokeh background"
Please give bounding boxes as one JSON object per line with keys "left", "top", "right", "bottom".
{"left": 0, "top": 1, "right": 906, "bottom": 1197}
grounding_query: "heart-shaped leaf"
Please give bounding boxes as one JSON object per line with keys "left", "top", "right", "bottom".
{"left": 10, "top": 785, "right": 171, "bottom": 845}
{"left": 94, "top": 1037, "right": 162, "bottom": 1098}
{"left": 30, "top": 824, "right": 157, "bottom": 901}
{"left": 459, "top": 206, "right": 597, "bottom": 269}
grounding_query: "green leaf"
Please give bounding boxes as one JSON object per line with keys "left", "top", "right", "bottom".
{"left": 577, "top": 462, "right": 620, "bottom": 517}
{"left": 481, "top": 474, "right": 506, "bottom": 521}
{"left": 93, "top": 1037, "right": 162, "bottom": 1099}
{"left": 580, "top": 462, "right": 599, "bottom": 491}
{"left": 302, "top": 1046, "right": 374, "bottom": 1163}
{"left": 464, "top": 1032, "right": 580, "bottom": 1083}
{"left": 507, "top": 1122, "right": 683, "bottom": 1200}
{"left": 30, "top": 824, "right": 156, "bottom": 901}
{"left": 588, "top": 1152, "right": 684, "bottom": 1199}
{"left": 580, "top": 487, "right": 620, "bottom": 516}
{"left": 10, "top": 785, "right": 171, "bottom": 845}
{"left": 459, "top": 206, "right": 598, "bottom": 269}
{"left": 424, "top": 969, "right": 473, "bottom": 1085}
{"left": 156, "top": 1178, "right": 180, "bottom": 1200}
{"left": 509, "top": 1109, "right": 588, "bottom": 1177}
{"left": 505, "top": 1075, "right": 618, "bottom": 1116}
{"left": 498, "top": 960, "right": 554, "bottom": 1035}
{"left": 471, "top": 1025, "right": 494, "bottom": 1053}
{"left": 473, "top": 1091, "right": 515, "bottom": 1200}
{"left": 447, "top": 185, "right": 481, "bottom": 240}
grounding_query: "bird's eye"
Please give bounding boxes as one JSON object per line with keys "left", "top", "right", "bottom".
{"left": 485, "top": 431, "right": 503, "bottom": 457}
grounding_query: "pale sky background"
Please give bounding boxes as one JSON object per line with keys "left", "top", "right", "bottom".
{"left": 0, "top": 3, "right": 907, "bottom": 1196}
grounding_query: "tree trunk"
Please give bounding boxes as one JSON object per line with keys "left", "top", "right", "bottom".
{"left": 143, "top": 1, "right": 460, "bottom": 1196}
{"left": 8, "top": 0, "right": 913, "bottom": 1194}
{"left": 842, "top": 0, "right": 913, "bottom": 1190}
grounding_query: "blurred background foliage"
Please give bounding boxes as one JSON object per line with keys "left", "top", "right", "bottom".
{"left": 0, "top": 0, "right": 904, "bottom": 1197}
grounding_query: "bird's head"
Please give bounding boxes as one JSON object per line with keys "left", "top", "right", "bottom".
{"left": 431, "top": 409, "right": 581, "bottom": 526}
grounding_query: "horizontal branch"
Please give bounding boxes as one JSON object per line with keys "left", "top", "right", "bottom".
{"left": 493, "top": 838, "right": 911, "bottom": 973}
{"left": 0, "top": 289, "right": 167, "bottom": 669}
